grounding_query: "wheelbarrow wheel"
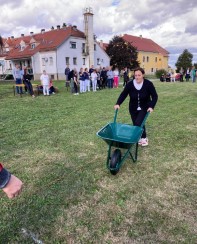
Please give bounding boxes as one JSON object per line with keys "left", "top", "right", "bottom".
{"left": 110, "top": 149, "right": 122, "bottom": 175}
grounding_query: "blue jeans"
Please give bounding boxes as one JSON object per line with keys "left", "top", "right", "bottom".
{"left": 192, "top": 75, "right": 196, "bottom": 83}
{"left": 107, "top": 79, "right": 113, "bottom": 88}
{"left": 16, "top": 78, "right": 23, "bottom": 94}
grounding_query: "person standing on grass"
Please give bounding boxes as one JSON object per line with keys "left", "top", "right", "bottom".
{"left": 40, "top": 70, "right": 50, "bottom": 96}
{"left": 84, "top": 68, "right": 90, "bottom": 92}
{"left": 190, "top": 66, "right": 196, "bottom": 83}
{"left": 113, "top": 67, "right": 119, "bottom": 88}
{"left": 123, "top": 67, "right": 129, "bottom": 87}
{"left": 106, "top": 66, "right": 114, "bottom": 88}
{"left": 79, "top": 68, "right": 85, "bottom": 93}
{"left": 13, "top": 64, "right": 24, "bottom": 95}
{"left": 64, "top": 65, "right": 70, "bottom": 87}
{"left": 91, "top": 69, "right": 98, "bottom": 92}
{"left": 73, "top": 68, "right": 79, "bottom": 95}
{"left": 114, "top": 67, "right": 158, "bottom": 147}
{"left": 0, "top": 163, "right": 23, "bottom": 199}
{"left": 100, "top": 67, "right": 107, "bottom": 88}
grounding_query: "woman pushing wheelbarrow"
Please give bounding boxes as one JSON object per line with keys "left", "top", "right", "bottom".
{"left": 97, "top": 67, "right": 158, "bottom": 175}
{"left": 114, "top": 67, "right": 158, "bottom": 147}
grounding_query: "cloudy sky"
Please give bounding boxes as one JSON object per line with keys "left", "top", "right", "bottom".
{"left": 1, "top": 0, "right": 197, "bottom": 68}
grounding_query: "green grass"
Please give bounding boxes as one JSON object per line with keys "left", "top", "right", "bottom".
{"left": 0, "top": 80, "right": 197, "bottom": 243}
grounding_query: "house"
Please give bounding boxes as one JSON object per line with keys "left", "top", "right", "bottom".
{"left": 122, "top": 34, "right": 169, "bottom": 74}
{"left": 99, "top": 34, "right": 169, "bottom": 74}
{"left": 2, "top": 8, "right": 110, "bottom": 80}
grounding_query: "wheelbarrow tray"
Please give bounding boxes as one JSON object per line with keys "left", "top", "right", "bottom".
{"left": 97, "top": 122, "right": 143, "bottom": 149}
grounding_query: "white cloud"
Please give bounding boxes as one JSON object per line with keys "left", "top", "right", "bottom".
{"left": 1, "top": 0, "right": 197, "bottom": 67}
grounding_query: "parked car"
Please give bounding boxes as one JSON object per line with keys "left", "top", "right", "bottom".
{"left": 175, "top": 73, "right": 181, "bottom": 81}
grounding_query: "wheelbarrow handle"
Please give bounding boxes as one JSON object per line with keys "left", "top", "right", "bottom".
{"left": 140, "top": 112, "right": 150, "bottom": 128}
{"left": 113, "top": 109, "right": 118, "bottom": 124}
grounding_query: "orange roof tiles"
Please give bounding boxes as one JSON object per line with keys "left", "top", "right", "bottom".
{"left": 5, "top": 26, "right": 85, "bottom": 60}
{"left": 123, "top": 34, "right": 169, "bottom": 57}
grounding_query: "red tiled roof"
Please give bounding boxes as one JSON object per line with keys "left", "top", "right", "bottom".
{"left": 102, "top": 43, "right": 108, "bottom": 50}
{"left": 123, "top": 34, "right": 169, "bottom": 56}
{"left": 5, "top": 27, "right": 85, "bottom": 60}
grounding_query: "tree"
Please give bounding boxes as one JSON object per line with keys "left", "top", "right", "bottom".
{"left": 175, "top": 49, "right": 193, "bottom": 72}
{"left": 155, "top": 69, "right": 167, "bottom": 79}
{"left": 106, "top": 35, "right": 139, "bottom": 70}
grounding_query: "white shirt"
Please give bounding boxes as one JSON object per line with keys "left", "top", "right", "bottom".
{"left": 113, "top": 70, "right": 119, "bottom": 77}
{"left": 91, "top": 72, "right": 98, "bottom": 81}
{"left": 40, "top": 74, "right": 50, "bottom": 85}
{"left": 133, "top": 79, "right": 143, "bottom": 90}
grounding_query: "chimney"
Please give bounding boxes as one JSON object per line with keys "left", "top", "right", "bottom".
{"left": 57, "top": 25, "right": 60, "bottom": 30}
{"left": 30, "top": 32, "right": 34, "bottom": 36}
{"left": 139, "top": 35, "right": 142, "bottom": 39}
{"left": 99, "top": 40, "right": 103, "bottom": 48}
{"left": 72, "top": 25, "right": 77, "bottom": 31}
{"left": 11, "top": 36, "right": 14, "bottom": 39}
{"left": 21, "top": 34, "right": 24, "bottom": 37}
{"left": 83, "top": 7, "right": 94, "bottom": 67}
{"left": 41, "top": 29, "right": 45, "bottom": 34}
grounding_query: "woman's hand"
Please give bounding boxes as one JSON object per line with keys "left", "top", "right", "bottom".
{"left": 114, "top": 105, "right": 120, "bottom": 110}
{"left": 147, "top": 107, "right": 154, "bottom": 113}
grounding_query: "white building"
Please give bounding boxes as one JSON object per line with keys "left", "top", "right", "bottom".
{"left": 3, "top": 8, "right": 110, "bottom": 80}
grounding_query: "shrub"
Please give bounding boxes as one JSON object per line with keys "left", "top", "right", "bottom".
{"left": 155, "top": 69, "right": 167, "bottom": 78}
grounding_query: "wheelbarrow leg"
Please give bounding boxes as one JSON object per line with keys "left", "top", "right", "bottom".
{"left": 129, "top": 143, "right": 138, "bottom": 162}
{"left": 106, "top": 143, "right": 112, "bottom": 168}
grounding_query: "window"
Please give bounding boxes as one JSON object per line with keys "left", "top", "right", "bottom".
{"left": 31, "top": 43, "right": 36, "bottom": 49}
{"left": 146, "top": 56, "right": 149, "bottom": 62}
{"left": 49, "top": 57, "right": 53, "bottom": 65}
{"left": 97, "top": 58, "right": 100, "bottom": 65}
{"left": 151, "top": 68, "right": 154, "bottom": 72}
{"left": 83, "top": 58, "right": 85, "bottom": 65}
{"left": 65, "top": 57, "right": 70, "bottom": 65}
{"left": 155, "top": 57, "right": 157, "bottom": 62}
{"left": 70, "top": 42, "right": 76, "bottom": 49}
{"left": 82, "top": 43, "right": 85, "bottom": 53}
{"left": 94, "top": 44, "right": 96, "bottom": 51}
{"left": 20, "top": 45, "right": 25, "bottom": 51}
{"left": 42, "top": 58, "right": 46, "bottom": 66}
{"left": 143, "top": 56, "right": 145, "bottom": 62}
{"left": 73, "top": 57, "right": 77, "bottom": 65}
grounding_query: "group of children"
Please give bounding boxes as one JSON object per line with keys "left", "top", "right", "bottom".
{"left": 66, "top": 67, "right": 109, "bottom": 95}
{"left": 65, "top": 66, "right": 134, "bottom": 95}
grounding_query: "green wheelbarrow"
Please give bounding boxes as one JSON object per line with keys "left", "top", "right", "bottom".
{"left": 96, "top": 109, "right": 149, "bottom": 175}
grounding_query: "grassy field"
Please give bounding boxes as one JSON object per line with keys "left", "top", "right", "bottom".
{"left": 0, "top": 80, "right": 197, "bottom": 243}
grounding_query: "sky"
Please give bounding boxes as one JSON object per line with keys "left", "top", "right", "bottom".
{"left": 1, "top": 0, "right": 197, "bottom": 68}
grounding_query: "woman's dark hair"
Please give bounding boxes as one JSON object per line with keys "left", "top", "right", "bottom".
{"left": 134, "top": 67, "right": 145, "bottom": 75}
{"left": 23, "top": 69, "right": 27, "bottom": 75}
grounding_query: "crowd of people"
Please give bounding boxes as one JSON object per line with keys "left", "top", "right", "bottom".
{"left": 160, "top": 66, "right": 197, "bottom": 83}
{"left": 12, "top": 64, "right": 57, "bottom": 97}
{"left": 64, "top": 65, "right": 135, "bottom": 95}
